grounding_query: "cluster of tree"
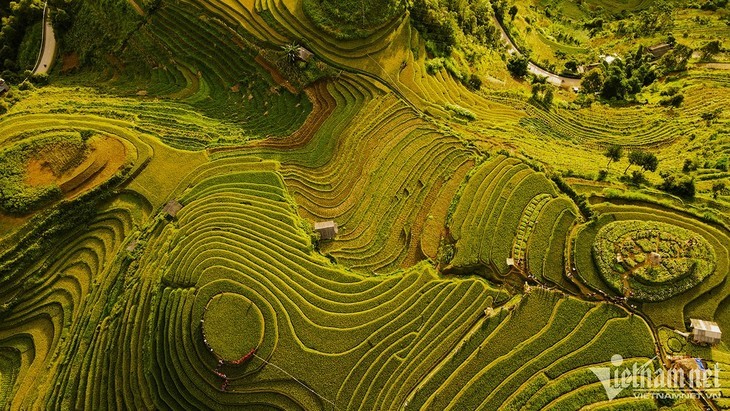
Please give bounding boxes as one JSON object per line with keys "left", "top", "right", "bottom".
{"left": 580, "top": 43, "right": 694, "bottom": 101}
{"left": 613, "top": 1, "right": 675, "bottom": 38}
{"left": 530, "top": 78, "right": 554, "bottom": 108}
{"left": 698, "top": 40, "right": 723, "bottom": 61}
{"left": 658, "top": 86, "right": 684, "bottom": 107}
{"left": 0, "top": 0, "right": 44, "bottom": 74}
{"left": 626, "top": 149, "right": 658, "bottom": 173}
{"left": 550, "top": 174, "right": 595, "bottom": 220}
{"left": 409, "top": 0, "right": 501, "bottom": 56}
{"left": 658, "top": 172, "right": 696, "bottom": 198}
{"left": 506, "top": 54, "right": 528, "bottom": 78}
{"left": 658, "top": 43, "right": 693, "bottom": 72}
{"left": 581, "top": 51, "right": 655, "bottom": 100}
{"left": 603, "top": 145, "right": 659, "bottom": 174}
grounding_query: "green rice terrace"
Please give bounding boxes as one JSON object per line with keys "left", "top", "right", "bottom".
{"left": 0, "top": 0, "right": 729, "bottom": 409}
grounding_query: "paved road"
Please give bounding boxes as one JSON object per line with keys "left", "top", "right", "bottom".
{"left": 493, "top": 16, "right": 581, "bottom": 89}
{"left": 33, "top": 3, "right": 56, "bottom": 75}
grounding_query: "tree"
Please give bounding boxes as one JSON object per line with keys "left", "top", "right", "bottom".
{"left": 604, "top": 144, "right": 623, "bottom": 171}
{"left": 639, "top": 152, "right": 658, "bottom": 172}
{"left": 713, "top": 181, "right": 726, "bottom": 199}
{"left": 581, "top": 68, "right": 604, "bottom": 93}
{"left": 699, "top": 40, "right": 722, "bottom": 61}
{"left": 659, "top": 172, "right": 695, "bottom": 198}
{"left": 629, "top": 170, "right": 647, "bottom": 186}
{"left": 467, "top": 73, "right": 482, "bottom": 90}
{"left": 542, "top": 87, "right": 554, "bottom": 107}
{"left": 508, "top": 5, "right": 518, "bottom": 20}
{"left": 531, "top": 82, "right": 544, "bottom": 99}
{"left": 659, "top": 44, "right": 693, "bottom": 73}
{"left": 564, "top": 59, "right": 578, "bottom": 72}
{"left": 282, "top": 43, "right": 300, "bottom": 64}
{"left": 506, "top": 54, "right": 529, "bottom": 78}
{"left": 601, "top": 64, "right": 629, "bottom": 100}
{"left": 626, "top": 149, "right": 645, "bottom": 174}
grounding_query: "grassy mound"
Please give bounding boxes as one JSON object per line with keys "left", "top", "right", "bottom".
{"left": 0, "top": 133, "right": 88, "bottom": 214}
{"left": 593, "top": 220, "right": 716, "bottom": 301}
{"left": 303, "top": 0, "right": 406, "bottom": 39}
{"left": 202, "top": 293, "right": 264, "bottom": 363}
{"left": 573, "top": 202, "right": 730, "bottom": 336}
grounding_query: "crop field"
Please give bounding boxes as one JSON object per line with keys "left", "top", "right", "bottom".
{"left": 0, "top": 0, "right": 729, "bottom": 409}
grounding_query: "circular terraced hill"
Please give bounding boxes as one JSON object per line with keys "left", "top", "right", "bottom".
{"left": 593, "top": 220, "right": 716, "bottom": 302}
{"left": 202, "top": 293, "right": 264, "bottom": 363}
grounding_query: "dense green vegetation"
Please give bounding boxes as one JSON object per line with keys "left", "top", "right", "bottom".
{"left": 593, "top": 220, "right": 717, "bottom": 301}
{"left": 303, "top": 0, "right": 406, "bottom": 39}
{"left": 0, "top": 0, "right": 729, "bottom": 408}
{"left": 0, "top": 134, "right": 90, "bottom": 214}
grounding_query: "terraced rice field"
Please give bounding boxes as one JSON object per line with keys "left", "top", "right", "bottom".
{"left": 1, "top": 0, "right": 729, "bottom": 409}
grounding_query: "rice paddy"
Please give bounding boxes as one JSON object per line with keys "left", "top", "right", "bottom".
{"left": 0, "top": 0, "right": 728, "bottom": 408}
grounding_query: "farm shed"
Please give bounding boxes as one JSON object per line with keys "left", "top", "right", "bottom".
{"left": 689, "top": 319, "right": 722, "bottom": 345}
{"left": 0, "top": 79, "right": 9, "bottom": 95}
{"left": 163, "top": 200, "right": 183, "bottom": 218}
{"left": 314, "top": 221, "right": 338, "bottom": 240}
{"left": 648, "top": 43, "right": 672, "bottom": 59}
{"left": 296, "top": 47, "right": 313, "bottom": 62}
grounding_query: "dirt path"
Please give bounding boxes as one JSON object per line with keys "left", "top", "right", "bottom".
{"left": 33, "top": 2, "right": 56, "bottom": 75}
{"left": 695, "top": 62, "right": 730, "bottom": 70}
{"left": 126, "top": 0, "right": 145, "bottom": 16}
{"left": 493, "top": 16, "right": 581, "bottom": 89}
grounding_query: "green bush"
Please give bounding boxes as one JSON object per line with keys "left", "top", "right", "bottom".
{"left": 0, "top": 134, "right": 87, "bottom": 214}
{"left": 658, "top": 172, "right": 696, "bottom": 198}
{"left": 507, "top": 54, "right": 529, "bottom": 78}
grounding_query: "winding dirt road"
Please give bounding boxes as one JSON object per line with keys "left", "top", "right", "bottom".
{"left": 33, "top": 3, "right": 56, "bottom": 75}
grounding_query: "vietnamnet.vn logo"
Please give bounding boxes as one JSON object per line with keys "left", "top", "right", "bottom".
{"left": 590, "top": 354, "right": 722, "bottom": 400}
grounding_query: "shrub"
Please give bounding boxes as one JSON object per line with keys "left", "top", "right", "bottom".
{"left": 660, "top": 86, "right": 680, "bottom": 96}
{"left": 659, "top": 94, "right": 684, "bottom": 107}
{"left": 445, "top": 103, "right": 476, "bottom": 121}
{"left": 658, "top": 172, "right": 696, "bottom": 198}
{"left": 466, "top": 73, "right": 482, "bottom": 90}
{"left": 507, "top": 55, "right": 529, "bottom": 78}
{"left": 682, "top": 159, "right": 697, "bottom": 173}
{"left": 551, "top": 174, "right": 594, "bottom": 220}
{"left": 700, "top": 108, "right": 722, "bottom": 122}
